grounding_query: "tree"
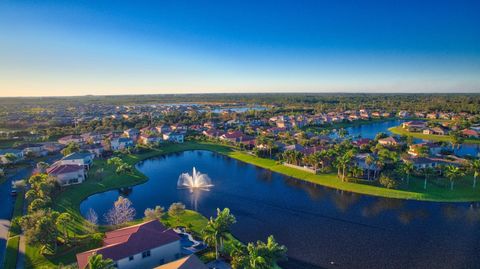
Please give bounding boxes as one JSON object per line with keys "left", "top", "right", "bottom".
{"left": 365, "top": 154, "right": 375, "bottom": 180}
{"left": 168, "top": 202, "right": 185, "bottom": 224}
{"left": 104, "top": 197, "right": 136, "bottom": 226}
{"left": 87, "top": 253, "right": 114, "bottom": 269}
{"left": 379, "top": 174, "right": 398, "bottom": 189}
{"left": 402, "top": 161, "right": 414, "bottom": 185}
{"left": 203, "top": 208, "right": 236, "bottom": 260}
{"left": 61, "top": 142, "right": 80, "bottom": 156}
{"left": 422, "top": 167, "right": 435, "bottom": 190}
{"left": 115, "top": 163, "right": 132, "bottom": 174}
{"left": 144, "top": 205, "right": 165, "bottom": 220}
{"left": 468, "top": 160, "right": 480, "bottom": 188}
{"left": 444, "top": 165, "right": 465, "bottom": 190}
{"left": 86, "top": 208, "right": 99, "bottom": 232}
{"left": 56, "top": 212, "right": 72, "bottom": 243}
{"left": 4, "top": 153, "right": 18, "bottom": 164}
{"left": 230, "top": 235, "right": 287, "bottom": 269}
{"left": 20, "top": 210, "right": 60, "bottom": 253}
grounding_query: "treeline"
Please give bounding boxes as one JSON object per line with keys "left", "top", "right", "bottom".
{"left": 1, "top": 93, "right": 480, "bottom": 113}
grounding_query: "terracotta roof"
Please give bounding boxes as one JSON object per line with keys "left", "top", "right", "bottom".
{"left": 46, "top": 164, "right": 83, "bottom": 175}
{"left": 155, "top": 255, "right": 208, "bottom": 269}
{"left": 76, "top": 220, "right": 180, "bottom": 269}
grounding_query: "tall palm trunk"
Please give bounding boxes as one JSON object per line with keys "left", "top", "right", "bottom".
{"left": 424, "top": 177, "right": 427, "bottom": 189}
{"left": 450, "top": 180, "right": 454, "bottom": 190}
{"left": 474, "top": 175, "right": 477, "bottom": 188}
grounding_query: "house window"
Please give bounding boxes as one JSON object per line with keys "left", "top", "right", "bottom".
{"left": 142, "top": 250, "right": 151, "bottom": 258}
{"left": 129, "top": 256, "right": 134, "bottom": 261}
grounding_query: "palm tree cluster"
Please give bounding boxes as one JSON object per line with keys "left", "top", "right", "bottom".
{"left": 230, "top": 236, "right": 287, "bottom": 269}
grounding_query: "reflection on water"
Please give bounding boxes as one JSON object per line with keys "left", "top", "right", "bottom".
{"left": 80, "top": 150, "right": 480, "bottom": 269}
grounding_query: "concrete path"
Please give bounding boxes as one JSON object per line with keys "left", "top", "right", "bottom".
{"left": 0, "top": 219, "right": 11, "bottom": 266}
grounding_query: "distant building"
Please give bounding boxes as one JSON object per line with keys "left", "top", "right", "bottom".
{"left": 378, "top": 137, "right": 400, "bottom": 146}
{"left": 163, "top": 132, "right": 185, "bottom": 143}
{"left": 76, "top": 220, "right": 182, "bottom": 269}
{"left": 58, "top": 135, "right": 84, "bottom": 145}
{"left": 60, "top": 152, "right": 95, "bottom": 169}
{"left": 111, "top": 137, "right": 134, "bottom": 151}
{"left": 0, "top": 149, "right": 24, "bottom": 164}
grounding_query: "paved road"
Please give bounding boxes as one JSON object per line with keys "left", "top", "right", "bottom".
{"left": 0, "top": 167, "right": 32, "bottom": 265}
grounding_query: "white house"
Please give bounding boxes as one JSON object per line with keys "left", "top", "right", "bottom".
{"left": 111, "top": 137, "right": 134, "bottom": 151}
{"left": 163, "top": 132, "right": 184, "bottom": 143}
{"left": 46, "top": 163, "right": 86, "bottom": 186}
{"left": 60, "top": 152, "right": 95, "bottom": 169}
{"left": 76, "top": 220, "right": 182, "bottom": 269}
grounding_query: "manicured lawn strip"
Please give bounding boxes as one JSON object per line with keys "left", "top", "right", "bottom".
{"left": 3, "top": 235, "right": 20, "bottom": 269}
{"left": 9, "top": 190, "right": 25, "bottom": 237}
{"left": 389, "top": 126, "right": 480, "bottom": 144}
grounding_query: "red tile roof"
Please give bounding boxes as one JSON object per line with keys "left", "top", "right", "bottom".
{"left": 76, "top": 220, "right": 180, "bottom": 269}
{"left": 46, "top": 164, "right": 83, "bottom": 175}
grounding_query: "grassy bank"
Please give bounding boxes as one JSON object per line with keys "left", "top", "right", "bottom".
{"left": 389, "top": 126, "right": 480, "bottom": 145}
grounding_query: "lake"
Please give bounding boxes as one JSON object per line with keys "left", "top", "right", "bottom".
{"left": 332, "top": 119, "right": 479, "bottom": 157}
{"left": 80, "top": 150, "right": 480, "bottom": 269}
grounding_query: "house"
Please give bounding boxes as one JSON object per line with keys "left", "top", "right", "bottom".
{"left": 398, "top": 111, "right": 410, "bottom": 118}
{"left": 408, "top": 142, "right": 443, "bottom": 157}
{"left": 163, "top": 132, "right": 185, "bottom": 143}
{"left": 124, "top": 128, "right": 140, "bottom": 140}
{"left": 423, "top": 127, "right": 448, "bottom": 136}
{"left": 156, "top": 124, "right": 172, "bottom": 134}
{"left": 46, "top": 163, "right": 86, "bottom": 186}
{"left": 60, "top": 152, "right": 95, "bottom": 169}
{"left": 58, "top": 135, "right": 84, "bottom": 145}
{"left": 43, "top": 142, "right": 64, "bottom": 154}
{"left": 461, "top": 129, "right": 479, "bottom": 138}
{"left": 81, "top": 143, "right": 105, "bottom": 157}
{"left": 0, "top": 149, "right": 24, "bottom": 164}
{"left": 352, "top": 138, "right": 372, "bottom": 147}
{"left": 155, "top": 255, "right": 207, "bottom": 269}
{"left": 202, "top": 129, "right": 224, "bottom": 139}
{"left": 353, "top": 153, "right": 381, "bottom": 179}
{"left": 111, "top": 137, "right": 134, "bottom": 151}
{"left": 81, "top": 132, "right": 105, "bottom": 144}
{"left": 15, "top": 143, "right": 47, "bottom": 157}
{"left": 76, "top": 220, "right": 182, "bottom": 269}
{"left": 404, "top": 157, "right": 440, "bottom": 169}
{"left": 139, "top": 134, "right": 162, "bottom": 145}
{"left": 378, "top": 137, "right": 400, "bottom": 146}
{"left": 401, "top": 121, "right": 427, "bottom": 132}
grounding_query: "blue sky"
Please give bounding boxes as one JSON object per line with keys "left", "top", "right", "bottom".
{"left": 0, "top": 0, "right": 479, "bottom": 96}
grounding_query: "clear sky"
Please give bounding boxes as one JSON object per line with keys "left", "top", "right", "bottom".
{"left": 0, "top": 0, "right": 479, "bottom": 97}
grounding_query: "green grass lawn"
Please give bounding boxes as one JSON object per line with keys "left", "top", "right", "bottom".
{"left": 3, "top": 236, "right": 20, "bottom": 269}
{"left": 389, "top": 126, "right": 480, "bottom": 144}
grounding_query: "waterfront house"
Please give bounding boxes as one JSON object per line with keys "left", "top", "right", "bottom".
{"left": 60, "top": 152, "right": 95, "bottom": 169}
{"left": 401, "top": 121, "right": 427, "bottom": 132}
{"left": 423, "top": 127, "right": 448, "bottom": 135}
{"left": 156, "top": 124, "right": 172, "bottom": 134}
{"left": 76, "top": 220, "right": 182, "bottom": 269}
{"left": 202, "top": 128, "right": 224, "bottom": 139}
{"left": 139, "top": 134, "right": 162, "bottom": 145}
{"left": 461, "top": 129, "right": 479, "bottom": 138}
{"left": 378, "top": 137, "right": 400, "bottom": 146}
{"left": 46, "top": 163, "right": 86, "bottom": 186}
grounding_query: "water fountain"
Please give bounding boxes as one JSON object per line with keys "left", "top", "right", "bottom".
{"left": 177, "top": 167, "right": 213, "bottom": 192}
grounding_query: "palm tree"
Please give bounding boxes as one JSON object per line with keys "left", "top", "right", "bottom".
{"left": 403, "top": 161, "right": 414, "bottom": 185}
{"left": 351, "top": 165, "right": 364, "bottom": 178}
{"left": 56, "top": 212, "right": 72, "bottom": 243}
{"left": 365, "top": 154, "right": 375, "bottom": 180}
{"left": 444, "top": 165, "right": 465, "bottom": 190}
{"left": 469, "top": 160, "right": 480, "bottom": 188}
{"left": 422, "top": 167, "right": 435, "bottom": 190}
{"left": 203, "top": 208, "right": 236, "bottom": 260}
{"left": 87, "top": 253, "right": 114, "bottom": 269}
